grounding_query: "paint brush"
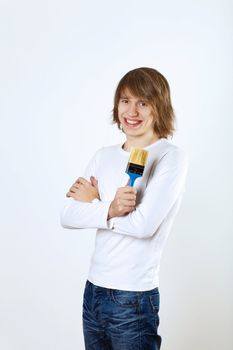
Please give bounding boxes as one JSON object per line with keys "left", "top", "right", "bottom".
{"left": 125, "top": 147, "right": 149, "bottom": 186}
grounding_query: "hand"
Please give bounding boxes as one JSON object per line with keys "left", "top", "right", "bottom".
{"left": 107, "top": 179, "right": 137, "bottom": 219}
{"left": 66, "top": 176, "right": 100, "bottom": 203}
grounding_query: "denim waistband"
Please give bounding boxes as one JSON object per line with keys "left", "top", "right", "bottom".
{"left": 85, "top": 279, "right": 159, "bottom": 295}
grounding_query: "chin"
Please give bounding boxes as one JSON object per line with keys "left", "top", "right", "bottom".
{"left": 125, "top": 131, "right": 144, "bottom": 137}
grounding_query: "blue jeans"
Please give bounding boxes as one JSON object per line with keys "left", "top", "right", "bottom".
{"left": 82, "top": 280, "right": 162, "bottom": 350}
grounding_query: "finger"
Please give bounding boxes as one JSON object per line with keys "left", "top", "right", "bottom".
{"left": 70, "top": 185, "right": 80, "bottom": 193}
{"left": 121, "top": 198, "right": 136, "bottom": 205}
{"left": 120, "top": 186, "right": 137, "bottom": 194}
{"left": 76, "top": 177, "right": 90, "bottom": 185}
{"left": 92, "top": 182, "right": 98, "bottom": 189}
{"left": 90, "top": 176, "right": 97, "bottom": 187}
{"left": 93, "top": 178, "right": 98, "bottom": 185}
{"left": 124, "top": 178, "right": 137, "bottom": 192}
{"left": 90, "top": 176, "right": 97, "bottom": 181}
{"left": 75, "top": 177, "right": 87, "bottom": 185}
{"left": 121, "top": 193, "right": 137, "bottom": 200}
{"left": 77, "top": 178, "right": 92, "bottom": 189}
{"left": 123, "top": 205, "right": 136, "bottom": 212}
{"left": 71, "top": 184, "right": 79, "bottom": 189}
{"left": 66, "top": 192, "right": 74, "bottom": 197}
{"left": 117, "top": 191, "right": 136, "bottom": 199}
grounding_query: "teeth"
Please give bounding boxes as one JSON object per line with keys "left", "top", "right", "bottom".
{"left": 125, "top": 118, "right": 141, "bottom": 125}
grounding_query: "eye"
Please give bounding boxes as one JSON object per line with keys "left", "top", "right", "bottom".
{"left": 120, "top": 99, "right": 128, "bottom": 103}
{"left": 139, "top": 101, "right": 147, "bottom": 107}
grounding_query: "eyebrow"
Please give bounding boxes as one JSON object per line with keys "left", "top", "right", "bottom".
{"left": 120, "top": 95, "right": 148, "bottom": 102}
{"left": 120, "top": 95, "right": 148, "bottom": 101}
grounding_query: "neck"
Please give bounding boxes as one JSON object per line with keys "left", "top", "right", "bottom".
{"left": 123, "top": 134, "right": 160, "bottom": 151}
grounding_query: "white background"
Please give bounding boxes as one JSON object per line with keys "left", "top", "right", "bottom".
{"left": 0, "top": 0, "right": 232, "bottom": 349}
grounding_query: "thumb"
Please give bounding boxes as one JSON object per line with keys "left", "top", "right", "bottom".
{"left": 125, "top": 178, "right": 137, "bottom": 192}
{"left": 90, "top": 176, "right": 98, "bottom": 188}
{"left": 125, "top": 178, "right": 130, "bottom": 186}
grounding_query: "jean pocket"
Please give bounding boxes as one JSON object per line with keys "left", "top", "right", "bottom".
{"left": 149, "top": 291, "right": 160, "bottom": 313}
{"left": 111, "top": 289, "right": 140, "bottom": 308}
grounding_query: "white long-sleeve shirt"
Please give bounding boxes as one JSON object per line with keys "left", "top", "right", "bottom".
{"left": 60, "top": 138, "right": 188, "bottom": 291}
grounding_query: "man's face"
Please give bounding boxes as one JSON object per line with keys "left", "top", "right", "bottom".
{"left": 118, "top": 88, "right": 157, "bottom": 138}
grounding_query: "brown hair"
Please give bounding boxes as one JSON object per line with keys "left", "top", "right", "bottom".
{"left": 110, "top": 67, "right": 176, "bottom": 139}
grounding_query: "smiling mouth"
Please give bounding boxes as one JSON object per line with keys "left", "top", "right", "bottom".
{"left": 123, "top": 118, "right": 143, "bottom": 127}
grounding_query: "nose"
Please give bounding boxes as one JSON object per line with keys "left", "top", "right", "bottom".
{"left": 127, "top": 103, "right": 138, "bottom": 116}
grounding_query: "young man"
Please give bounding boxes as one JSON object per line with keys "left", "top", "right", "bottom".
{"left": 60, "top": 67, "right": 188, "bottom": 350}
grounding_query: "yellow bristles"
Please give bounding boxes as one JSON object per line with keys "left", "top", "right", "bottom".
{"left": 128, "top": 147, "right": 149, "bottom": 166}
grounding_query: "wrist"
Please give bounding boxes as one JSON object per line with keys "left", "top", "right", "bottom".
{"left": 107, "top": 203, "right": 114, "bottom": 220}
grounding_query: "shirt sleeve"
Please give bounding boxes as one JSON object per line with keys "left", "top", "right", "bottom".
{"left": 60, "top": 147, "right": 112, "bottom": 230}
{"left": 106, "top": 148, "right": 189, "bottom": 239}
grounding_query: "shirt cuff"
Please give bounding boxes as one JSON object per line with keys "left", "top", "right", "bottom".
{"left": 61, "top": 198, "right": 113, "bottom": 230}
{"left": 106, "top": 217, "right": 115, "bottom": 229}
{"left": 92, "top": 198, "right": 113, "bottom": 229}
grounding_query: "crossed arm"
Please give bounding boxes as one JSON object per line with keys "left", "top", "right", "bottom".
{"left": 60, "top": 148, "right": 188, "bottom": 239}
{"left": 66, "top": 175, "right": 100, "bottom": 203}
{"left": 65, "top": 175, "right": 136, "bottom": 220}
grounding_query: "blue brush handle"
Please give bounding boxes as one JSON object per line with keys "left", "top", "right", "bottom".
{"left": 127, "top": 172, "right": 141, "bottom": 186}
